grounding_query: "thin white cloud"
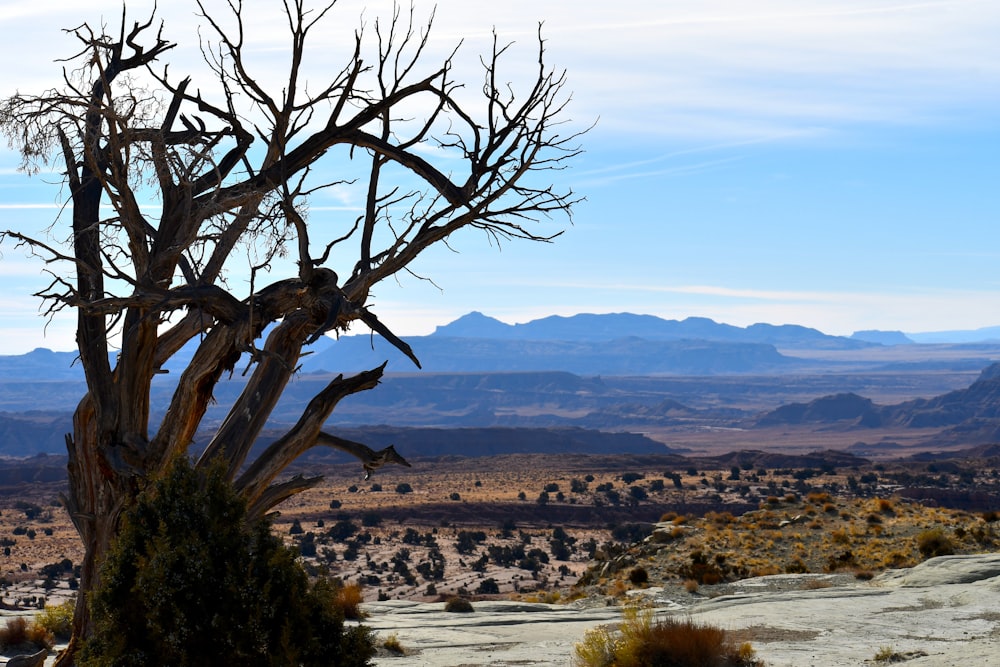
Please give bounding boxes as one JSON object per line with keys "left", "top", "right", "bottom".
{"left": 4, "top": 0, "right": 997, "bottom": 144}
{"left": 577, "top": 157, "right": 745, "bottom": 187}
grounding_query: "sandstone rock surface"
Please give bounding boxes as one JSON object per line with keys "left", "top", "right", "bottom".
{"left": 365, "top": 554, "right": 1000, "bottom": 667}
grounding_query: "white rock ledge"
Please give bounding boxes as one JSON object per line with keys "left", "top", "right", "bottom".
{"left": 365, "top": 554, "right": 1000, "bottom": 667}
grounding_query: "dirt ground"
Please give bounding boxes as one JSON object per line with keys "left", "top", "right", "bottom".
{"left": 0, "top": 456, "right": 640, "bottom": 605}
{"left": 1, "top": 451, "right": 995, "bottom": 608}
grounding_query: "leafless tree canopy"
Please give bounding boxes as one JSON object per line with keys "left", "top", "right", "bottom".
{"left": 0, "top": 1, "right": 581, "bottom": 660}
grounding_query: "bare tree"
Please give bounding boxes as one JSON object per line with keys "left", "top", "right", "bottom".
{"left": 1, "top": 1, "right": 581, "bottom": 661}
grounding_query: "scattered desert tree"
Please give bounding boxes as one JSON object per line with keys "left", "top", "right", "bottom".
{"left": 0, "top": 0, "right": 580, "bottom": 661}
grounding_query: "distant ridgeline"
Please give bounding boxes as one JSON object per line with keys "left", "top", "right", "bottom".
{"left": 298, "top": 312, "right": 868, "bottom": 374}
{"left": 2, "top": 313, "right": 1000, "bottom": 461}
{"left": 755, "top": 362, "right": 1000, "bottom": 435}
{"left": 5, "top": 312, "right": 1000, "bottom": 380}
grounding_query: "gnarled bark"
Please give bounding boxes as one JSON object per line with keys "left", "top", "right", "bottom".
{"left": 1, "top": 3, "right": 580, "bottom": 663}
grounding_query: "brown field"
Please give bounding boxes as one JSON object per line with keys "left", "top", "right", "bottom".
{"left": 1, "top": 441, "right": 997, "bottom": 610}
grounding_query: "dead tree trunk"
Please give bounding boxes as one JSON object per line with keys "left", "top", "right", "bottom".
{"left": 0, "top": 3, "right": 582, "bottom": 663}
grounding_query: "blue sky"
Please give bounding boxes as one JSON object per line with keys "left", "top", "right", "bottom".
{"left": 1, "top": 0, "right": 999, "bottom": 354}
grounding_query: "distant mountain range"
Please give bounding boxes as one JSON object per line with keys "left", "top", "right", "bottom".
{"left": 3, "top": 312, "right": 1000, "bottom": 380}
{"left": 0, "top": 312, "right": 834, "bottom": 379}
{"left": 430, "top": 312, "right": 860, "bottom": 346}
{"left": 301, "top": 311, "right": 872, "bottom": 374}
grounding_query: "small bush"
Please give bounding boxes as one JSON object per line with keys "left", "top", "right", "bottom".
{"left": 785, "top": 558, "right": 809, "bottom": 574}
{"left": 873, "top": 645, "right": 899, "bottom": 663}
{"left": 395, "top": 482, "right": 413, "bottom": 494}
{"left": 0, "top": 615, "right": 52, "bottom": 652}
{"left": 628, "top": 567, "right": 649, "bottom": 586}
{"left": 875, "top": 498, "right": 896, "bottom": 515}
{"left": 0, "top": 617, "right": 29, "bottom": 649}
{"left": 36, "top": 600, "right": 75, "bottom": 641}
{"left": 476, "top": 578, "right": 500, "bottom": 595}
{"left": 26, "top": 623, "right": 52, "bottom": 649}
{"left": 917, "top": 528, "right": 954, "bottom": 558}
{"left": 574, "top": 605, "right": 762, "bottom": 667}
{"left": 334, "top": 583, "right": 366, "bottom": 620}
{"left": 382, "top": 633, "right": 405, "bottom": 655}
{"left": 444, "top": 597, "right": 474, "bottom": 613}
{"left": 806, "top": 492, "right": 831, "bottom": 505}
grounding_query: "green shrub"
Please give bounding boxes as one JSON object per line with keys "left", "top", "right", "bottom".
{"left": 628, "top": 567, "right": 649, "bottom": 586}
{"left": 444, "top": 597, "right": 474, "bottom": 613}
{"left": 36, "top": 600, "right": 75, "bottom": 641}
{"left": 79, "top": 456, "right": 376, "bottom": 667}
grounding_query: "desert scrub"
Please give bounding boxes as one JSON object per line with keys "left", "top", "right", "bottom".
{"left": 916, "top": 528, "right": 955, "bottom": 558}
{"left": 79, "top": 457, "right": 376, "bottom": 667}
{"left": 382, "top": 633, "right": 406, "bottom": 655}
{"left": 830, "top": 528, "right": 851, "bottom": 545}
{"left": 806, "top": 492, "right": 831, "bottom": 505}
{"left": 785, "top": 557, "right": 809, "bottom": 574}
{"left": 873, "top": 645, "right": 899, "bottom": 663}
{"left": 444, "top": 597, "right": 474, "bottom": 613}
{"left": 628, "top": 566, "right": 649, "bottom": 586}
{"left": 574, "top": 604, "right": 763, "bottom": 667}
{"left": 334, "top": 583, "right": 366, "bottom": 620}
{"left": 0, "top": 616, "right": 52, "bottom": 652}
{"left": 36, "top": 600, "right": 75, "bottom": 641}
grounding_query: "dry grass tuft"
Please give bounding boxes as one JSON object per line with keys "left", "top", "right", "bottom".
{"left": 574, "top": 605, "right": 763, "bottom": 667}
{"left": 916, "top": 528, "right": 954, "bottom": 558}
{"left": 0, "top": 616, "right": 53, "bottom": 651}
{"left": 334, "top": 583, "right": 366, "bottom": 620}
{"left": 0, "top": 617, "right": 29, "bottom": 649}
{"left": 382, "top": 632, "right": 406, "bottom": 655}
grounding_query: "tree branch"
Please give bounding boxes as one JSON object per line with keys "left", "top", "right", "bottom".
{"left": 236, "top": 364, "right": 386, "bottom": 511}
